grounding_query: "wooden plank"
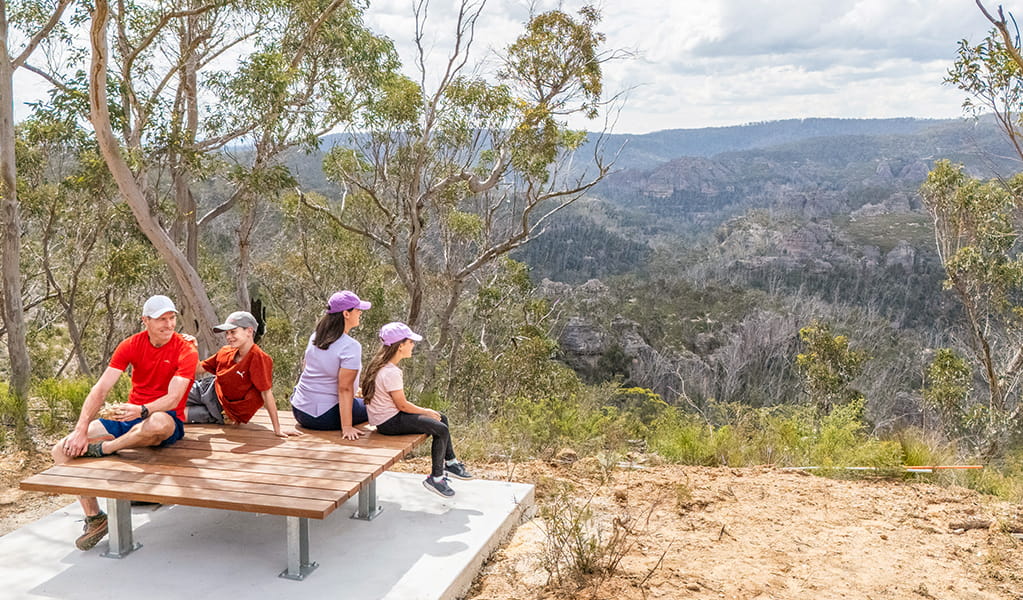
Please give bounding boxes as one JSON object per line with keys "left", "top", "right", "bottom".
{"left": 292, "top": 428, "right": 428, "bottom": 450}
{"left": 224, "top": 425, "right": 427, "bottom": 452}
{"left": 62, "top": 459, "right": 365, "bottom": 490}
{"left": 41, "top": 465, "right": 348, "bottom": 502}
{"left": 181, "top": 426, "right": 425, "bottom": 453}
{"left": 171, "top": 438, "right": 408, "bottom": 461}
{"left": 114, "top": 454, "right": 378, "bottom": 483}
{"left": 243, "top": 413, "right": 428, "bottom": 446}
{"left": 21, "top": 473, "right": 335, "bottom": 519}
{"left": 124, "top": 447, "right": 390, "bottom": 475}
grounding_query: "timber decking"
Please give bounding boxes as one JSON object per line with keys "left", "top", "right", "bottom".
{"left": 20, "top": 412, "right": 427, "bottom": 578}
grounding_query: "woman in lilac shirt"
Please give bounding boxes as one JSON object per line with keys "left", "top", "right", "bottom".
{"left": 290, "top": 290, "right": 371, "bottom": 441}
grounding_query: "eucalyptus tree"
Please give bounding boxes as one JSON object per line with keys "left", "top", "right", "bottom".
{"left": 308, "top": 2, "right": 620, "bottom": 359}
{"left": 87, "top": 0, "right": 397, "bottom": 353}
{"left": 0, "top": 0, "right": 75, "bottom": 444}
{"left": 922, "top": 1, "right": 1023, "bottom": 450}
{"left": 920, "top": 162, "right": 1023, "bottom": 450}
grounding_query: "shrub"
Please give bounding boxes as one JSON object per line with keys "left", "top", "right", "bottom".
{"left": 648, "top": 398, "right": 901, "bottom": 469}
{"left": 34, "top": 377, "right": 93, "bottom": 428}
{"left": 538, "top": 488, "right": 638, "bottom": 590}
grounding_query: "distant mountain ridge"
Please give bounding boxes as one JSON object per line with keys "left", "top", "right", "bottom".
{"left": 585, "top": 117, "right": 949, "bottom": 170}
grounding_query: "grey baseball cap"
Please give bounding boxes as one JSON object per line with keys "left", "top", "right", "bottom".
{"left": 212, "top": 311, "right": 258, "bottom": 332}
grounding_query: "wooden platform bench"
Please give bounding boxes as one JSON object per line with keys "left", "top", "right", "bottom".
{"left": 20, "top": 412, "right": 427, "bottom": 580}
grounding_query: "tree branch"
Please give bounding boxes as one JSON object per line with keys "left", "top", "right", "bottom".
{"left": 11, "top": 0, "right": 75, "bottom": 69}
{"left": 295, "top": 187, "right": 390, "bottom": 248}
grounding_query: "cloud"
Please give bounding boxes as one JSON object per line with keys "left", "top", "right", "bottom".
{"left": 11, "top": 0, "right": 998, "bottom": 133}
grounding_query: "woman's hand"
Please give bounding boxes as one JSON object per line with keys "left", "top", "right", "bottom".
{"left": 425, "top": 409, "right": 441, "bottom": 421}
{"left": 275, "top": 428, "right": 303, "bottom": 438}
{"left": 341, "top": 425, "right": 366, "bottom": 440}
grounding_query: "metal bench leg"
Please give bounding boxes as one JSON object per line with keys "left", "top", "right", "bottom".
{"left": 101, "top": 498, "right": 141, "bottom": 558}
{"left": 279, "top": 516, "right": 317, "bottom": 580}
{"left": 352, "top": 478, "right": 382, "bottom": 521}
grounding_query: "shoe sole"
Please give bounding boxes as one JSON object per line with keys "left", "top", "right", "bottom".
{"left": 443, "top": 470, "right": 474, "bottom": 480}
{"left": 75, "top": 525, "right": 108, "bottom": 550}
{"left": 422, "top": 479, "right": 455, "bottom": 498}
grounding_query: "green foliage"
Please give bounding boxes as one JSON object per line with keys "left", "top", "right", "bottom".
{"left": 897, "top": 428, "right": 956, "bottom": 467}
{"left": 33, "top": 377, "right": 94, "bottom": 433}
{"left": 919, "top": 160, "right": 1023, "bottom": 452}
{"left": 947, "top": 30, "right": 1023, "bottom": 123}
{"left": 495, "top": 394, "right": 621, "bottom": 459}
{"left": 923, "top": 348, "right": 974, "bottom": 438}
{"left": 795, "top": 320, "right": 869, "bottom": 413}
{"left": 502, "top": 5, "right": 604, "bottom": 118}
{"left": 647, "top": 400, "right": 900, "bottom": 469}
{"left": 945, "top": 459, "right": 1023, "bottom": 502}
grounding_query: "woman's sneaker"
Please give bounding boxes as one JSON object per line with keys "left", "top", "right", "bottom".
{"left": 423, "top": 475, "right": 455, "bottom": 497}
{"left": 75, "top": 512, "right": 108, "bottom": 550}
{"left": 444, "top": 462, "right": 474, "bottom": 480}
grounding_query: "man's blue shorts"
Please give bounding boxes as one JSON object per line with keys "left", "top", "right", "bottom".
{"left": 99, "top": 410, "right": 185, "bottom": 447}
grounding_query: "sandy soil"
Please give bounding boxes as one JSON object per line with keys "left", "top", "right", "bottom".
{"left": 4, "top": 448, "right": 1023, "bottom": 600}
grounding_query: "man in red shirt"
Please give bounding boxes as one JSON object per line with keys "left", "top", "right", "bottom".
{"left": 52, "top": 294, "right": 199, "bottom": 551}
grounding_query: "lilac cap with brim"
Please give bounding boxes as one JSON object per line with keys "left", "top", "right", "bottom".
{"left": 379, "top": 322, "right": 423, "bottom": 346}
{"left": 327, "top": 290, "right": 371, "bottom": 314}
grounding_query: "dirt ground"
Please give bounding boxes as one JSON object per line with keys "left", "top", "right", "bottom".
{"left": 4, "top": 447, "right": 1023, "bottom": 600}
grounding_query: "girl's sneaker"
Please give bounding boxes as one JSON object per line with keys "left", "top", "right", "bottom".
{"left": 423, "top": 475, "right": 455, "bottom": 497}
{"left": 444, "top": 462, "right": 474, "bottom": 480}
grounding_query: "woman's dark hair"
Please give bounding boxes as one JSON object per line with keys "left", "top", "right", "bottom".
{"left": 312, "top": 312, "right": 349, "bottom": 350}
{"left": 360, "top": 341, "right": 404, "bottom": 403}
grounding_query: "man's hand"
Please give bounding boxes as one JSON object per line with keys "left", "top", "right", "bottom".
{"left": 341, "top": 425, "right": 366, "bottom": 440}
{"left": 60, "top": 430, "right": 91, "bottom": 457}
{"left": 109, "top": 403, "right": 142, "bottom": 422}
{"left": 425, "top": 409, "right": 442, "bottom": 422}
{"left": 275, "top": 428, "right": 303, "bottom": 438}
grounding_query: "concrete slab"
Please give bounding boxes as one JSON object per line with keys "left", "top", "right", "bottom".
{"left": 0, "top": 472, "right": 534, "bottom": 600}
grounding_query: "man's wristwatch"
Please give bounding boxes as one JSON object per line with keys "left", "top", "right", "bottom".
{"left": 140, "top": 404, "right": 150, "bottom": 419}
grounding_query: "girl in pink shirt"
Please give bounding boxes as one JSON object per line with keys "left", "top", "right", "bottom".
{"left": 361, "top": 322, "right": 473, "bottom": 498}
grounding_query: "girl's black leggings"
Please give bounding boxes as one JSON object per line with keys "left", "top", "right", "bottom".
{"left": 376, "top": 412, "right": 456, "bottom": 478}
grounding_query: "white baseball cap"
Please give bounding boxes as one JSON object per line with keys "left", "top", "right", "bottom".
{"left": 142, "top": 295, "right": 178, "bottom": 318}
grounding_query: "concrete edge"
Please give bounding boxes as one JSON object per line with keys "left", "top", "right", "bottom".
{"left": 441, "top": 484, "right": 537, "bottom": 600}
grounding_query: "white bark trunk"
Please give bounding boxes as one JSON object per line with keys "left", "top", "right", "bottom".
{"left": 0, "top": 0, "right": 32, "bottom": 444}
{"left": 89, "top": 0, "right": 218, "bottom": 354}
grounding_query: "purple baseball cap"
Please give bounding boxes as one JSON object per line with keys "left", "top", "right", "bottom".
{"left": 379, "top": 322, "right": 423, "bottom": 346}
{"left": 327, "top": 290, "right": 371, "bottom": 314}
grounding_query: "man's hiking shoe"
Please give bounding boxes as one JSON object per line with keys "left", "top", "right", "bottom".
{"left": 444, "top": 462, "right": 474, "bottom": 480}
{"left": 75, "top": 512, "right": 108, "bottom": 551}
{"left": 82, "top": 442, "right": 106, "bottom": 458}
{"left": 423, "top": 475, "right": 455, "bottom": 498}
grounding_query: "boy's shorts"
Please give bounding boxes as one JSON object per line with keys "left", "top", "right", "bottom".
{"left": 99, "top": 410, "right": 185, "bottom": 447}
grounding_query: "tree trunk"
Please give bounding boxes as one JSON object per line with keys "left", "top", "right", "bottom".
{"left": 89, "top": 0, "right": 219, "bottom": 354}
{"left": 236, "top": 196, "right": 254, "bottom": 310}
{"left": 0, "top": 0, "right": 32, "bottom": 447}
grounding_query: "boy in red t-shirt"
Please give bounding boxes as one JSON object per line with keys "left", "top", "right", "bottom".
{"left": 186, "top": 311, "right": 297, "bottom": 438}
{"left": 52, "top": 295, "right": 199, "bottom": 551}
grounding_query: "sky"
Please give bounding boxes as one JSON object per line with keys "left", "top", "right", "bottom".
{"left": 361, "top": 0, "right": 1001, "bottom": 134}
{"left": 10, "top": 0, "right": 1002, "bottom": 135}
